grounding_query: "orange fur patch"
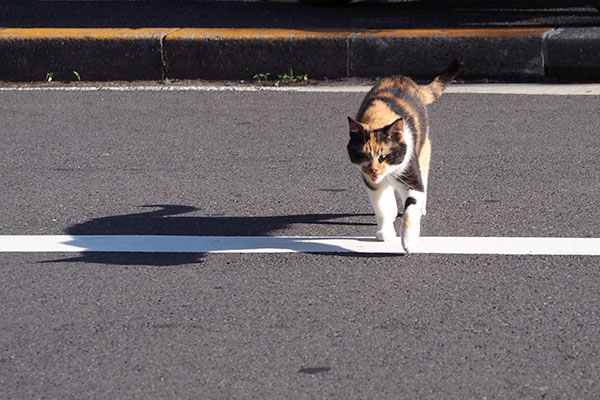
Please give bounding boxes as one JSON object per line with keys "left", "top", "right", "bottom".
{"left": 365, "top": 133, "right": 382, "bottom": 153}
{"left": 361, "top": 100, "right": 398, "bottom": 130}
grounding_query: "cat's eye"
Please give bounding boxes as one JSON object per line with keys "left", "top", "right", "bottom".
{"left": 378, "top": 155, "right": 388, "bottom": 163}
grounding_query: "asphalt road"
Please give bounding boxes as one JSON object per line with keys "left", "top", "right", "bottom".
{"left": 1, "top": 86, "right": 600, "bottom": 398}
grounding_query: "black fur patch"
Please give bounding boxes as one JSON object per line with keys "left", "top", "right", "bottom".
{"left": 394, "top": 157, "right": 424, "bottom": 192}
{"left": 385, "top": 142, "right": 407, "bottom": 165}
{"left": 404, "top": 197, "right": 417, "bottom": 211}
{"left": 347, "top": 139, "right": 368, "bottom": 164}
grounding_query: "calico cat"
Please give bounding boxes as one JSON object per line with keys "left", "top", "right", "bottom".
{"left": 347, "top": 57, "right": 464, "bottom": 253}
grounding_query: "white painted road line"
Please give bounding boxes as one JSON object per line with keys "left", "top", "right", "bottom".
{"left": 445, "top": 84, "right": 600, "bottom": 96}
{"left": 1, "top": 84, "right": 600, "bottom": 95}
{"left": 0, "top": 235, "right": 599, "bottom": 255}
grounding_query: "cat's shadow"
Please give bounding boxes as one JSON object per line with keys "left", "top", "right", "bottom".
{"left": 44, "top": 205, "right": 380, "bottom": 266}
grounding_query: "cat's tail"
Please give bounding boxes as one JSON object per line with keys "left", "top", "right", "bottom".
{"left": 419, "top": 56, "right": 465, "bottom": 105}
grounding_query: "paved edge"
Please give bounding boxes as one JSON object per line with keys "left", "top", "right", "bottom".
{"left": 2, "top": 83, "right": 600, "bottom": 95}
{"left": 0, "top": 27, "right": 599, "bottom": 82}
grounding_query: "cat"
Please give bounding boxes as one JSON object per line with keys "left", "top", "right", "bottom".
{"left": 347, "top": 57, "right": 464, "bottom": 253}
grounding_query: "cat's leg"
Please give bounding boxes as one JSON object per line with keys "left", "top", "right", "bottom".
{"left": 366, "top": 182, "right": 398, "bottom": 241}
{"left": 420, "top": 180, "right": 428, "bottom": 217}
{"left": 418, "top": 136, "right": 432, "bottom": 216}
{"left": 401, "top": 189, "right": 425, "bottom": 253}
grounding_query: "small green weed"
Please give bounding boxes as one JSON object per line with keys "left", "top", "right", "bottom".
{"left": 73, "top": 71, "right": 82, "bottom": 81}
{"left": 45, "top": 72, "right": 54, "bottom": 82}
{"left": 161, "top": 77, "right": 179, "bottom": 85}
{"left": 277, "top": 68, "right": 308, "bottom": 84}
{"left": 253, "top": 72, "right": 271, "bottom": 83}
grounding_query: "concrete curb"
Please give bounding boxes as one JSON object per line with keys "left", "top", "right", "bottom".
{"left": 0, "top": 27, "right": 599, "bottom": 82}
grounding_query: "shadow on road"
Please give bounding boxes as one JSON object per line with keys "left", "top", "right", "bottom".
{"left": 3, "top": 0, "right": 599, "bottom": 29}
{"left": 43, "top": 205, "right": 374, "bottom": 266}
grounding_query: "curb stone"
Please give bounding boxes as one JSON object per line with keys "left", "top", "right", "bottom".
{"left": 544, "top": 27, "right": 600, "bottom": 81}
{"left": 0, "top": 27, "right": 599, "bottom": 82}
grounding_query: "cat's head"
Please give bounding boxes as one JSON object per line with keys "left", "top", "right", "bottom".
{"left": 347, "top": 117, "right": 407, "bottom": 185}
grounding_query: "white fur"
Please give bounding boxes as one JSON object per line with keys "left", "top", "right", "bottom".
{"left": 401, "top": 190, "right": 425, "bottom": 253}
{"left": 392, "top": 125, "right": 415, "bottom": 177}
{"left": 366, "top": 180, "right": 398, "bottom": 241}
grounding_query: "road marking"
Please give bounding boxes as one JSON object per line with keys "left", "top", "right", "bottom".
{"left": 446, "top": 84, "right": 600, "bottom": 95}
{"left": 1, "top": 84, "right": 599, "bottom": 95}
{"left": 1, "top": 235, "right": 598, "bottom": 256}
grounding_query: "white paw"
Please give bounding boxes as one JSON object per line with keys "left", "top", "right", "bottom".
{"left": 401, "top": 224, "right": 420, "bottom": 253}
{"left": 376, "top": 227, "right": 397, "bottom": 242}
{"left": 401, "top": 228, "right": 419, "bottom": 253}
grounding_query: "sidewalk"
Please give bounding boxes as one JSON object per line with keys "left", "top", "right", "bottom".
{"left": 1, "top": 1, "right": 599, "bottom": 82}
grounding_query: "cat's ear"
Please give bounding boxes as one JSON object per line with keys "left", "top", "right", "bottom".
{"left": 385, "top": 118, "right": 405, "bottom": 143}
{"left": 348, "top": 117, "right": 366, "bottom": 139}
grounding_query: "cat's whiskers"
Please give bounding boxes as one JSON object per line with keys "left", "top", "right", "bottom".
{"left": 387, "top": 170, "right": 408, "bottom": 191}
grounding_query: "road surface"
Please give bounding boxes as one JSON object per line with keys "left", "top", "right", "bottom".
{"left": 1, "top": 84, "right": 599, "bottom": 399}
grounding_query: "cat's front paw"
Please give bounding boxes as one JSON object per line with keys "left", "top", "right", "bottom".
{"left": 401, "top": 230, "right": 419, "bottom": 253}
{"left": 376, "top": 227, "right": 396, "bottom": 242}
{"left": 401, "top": 224, "right": 420, "bottom": 253}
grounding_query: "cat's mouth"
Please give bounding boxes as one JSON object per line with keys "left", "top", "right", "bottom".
{"left": 369, "top": 173, "right": 383, "bottom": 183}
{"left": 361, "top": 167, "right": 385, "bottom": 183}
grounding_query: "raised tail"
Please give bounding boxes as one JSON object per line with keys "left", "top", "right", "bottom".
{"left": 419, "top": 56, "right": 465, "bottom": 105}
